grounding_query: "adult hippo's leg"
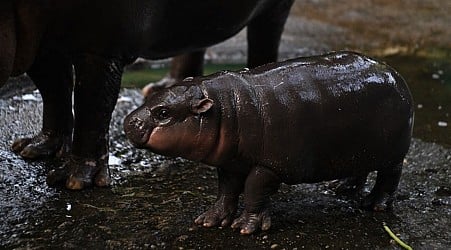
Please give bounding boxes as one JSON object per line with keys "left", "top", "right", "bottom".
{"left": 142, "top": 0, "right": 294, "bottom": 97}
{"left": 168, "top": 49, "right": 205, "bottom": 81}
{"left": 142, "top": 49, "right": 205, "bottom": 96}
{"left": 195, "top": 168, "right": 246, "bottom": 228}
{"left": 11, "top": 51, "right": 73, "bottom": 158}
{"left": 246, "top": 0, "right": 294, "bottom": 68}
{"left": 0, "top": 1, "right": 15, "bottom": 88}
{"left": 231, "top": 166, "right": 281, "bottom": 234}
{"left": 47, "top": 54, "right": 123, "bottom": 190}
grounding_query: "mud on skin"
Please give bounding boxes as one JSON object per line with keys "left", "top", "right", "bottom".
{"left": 0, "top": 0, "right": 294, "bottom": 189}
{"left": 124, "top": 51, "right": 415, "bottom": 234}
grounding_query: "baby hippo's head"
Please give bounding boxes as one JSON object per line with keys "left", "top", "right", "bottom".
{"left": 124, "top": 83, "right": 214, "bottom": 160}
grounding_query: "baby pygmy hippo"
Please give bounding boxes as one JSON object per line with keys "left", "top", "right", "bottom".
{"left": 124, "top": 51, "right": 414, "bottom": 234}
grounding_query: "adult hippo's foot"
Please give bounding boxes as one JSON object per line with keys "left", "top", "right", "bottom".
{"left": 231, "top": 209, "right": 272, "bottom": 235}
{"left": 46, "top": 156, "right": 111, "bottom": 190}
{"left": 11, "top": 131, "right": 71, "bottom": 159}
{"left": 142, "top": 76, "right": 178, "bottom": 96}
{"left": 44, "top": 53, "right": 123, "bottom": 190}
{"left": 142, "top": 50, "right": 205, "bottom": 97}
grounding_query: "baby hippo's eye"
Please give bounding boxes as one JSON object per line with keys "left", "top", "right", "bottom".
{"left": 151, "top": 106, "right": 173, "bottom": 125}
{"left": 158, "top": 108, "right": 170, "bottom": 120}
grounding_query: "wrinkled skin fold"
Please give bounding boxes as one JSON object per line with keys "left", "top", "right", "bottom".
{"left": 0, "top": 0, "right": 294, "bottom": 189}
{"left": 124, "top": 51, "right": 414, "bottom": 234}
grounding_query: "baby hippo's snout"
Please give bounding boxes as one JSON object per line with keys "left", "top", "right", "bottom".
{"left": 124, "top": 106, "right": 153, "bottom": 148}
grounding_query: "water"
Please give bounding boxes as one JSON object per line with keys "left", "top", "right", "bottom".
{"left": 383, "top": 54, "right": 451, "bottom": 148}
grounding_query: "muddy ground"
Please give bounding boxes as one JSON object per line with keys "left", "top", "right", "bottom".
{"left": 1, "top": 0, "right": 450, "bottom": 249}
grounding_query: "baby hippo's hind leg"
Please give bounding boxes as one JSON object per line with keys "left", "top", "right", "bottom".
{"left": 362, "top": 162, "right": 403, "bottom": 211}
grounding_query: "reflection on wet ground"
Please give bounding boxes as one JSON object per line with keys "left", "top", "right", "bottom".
{"left": 383, "top": 53, "right": 450, "bottom": 147}
{"left": 0, "top": 54, "right": 450, "bottom": 249}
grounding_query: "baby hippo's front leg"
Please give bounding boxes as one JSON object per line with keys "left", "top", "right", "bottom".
{"left": 231, "top": 166, "right": 281, "bottom": 234}
{"left": 195, "top": 169, "right": 246, "bottom": 227}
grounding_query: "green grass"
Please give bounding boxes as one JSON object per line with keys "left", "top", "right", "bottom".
{"left": 121, "top": 63, "right": 245, "bottom": 88}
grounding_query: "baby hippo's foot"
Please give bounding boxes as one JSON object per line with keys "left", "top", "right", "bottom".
{"left": 195, "top": 197, "right": 238, "bottom": 228}
{"left": 362, "top": 192, "right": 394, "bottom": 211}
{"left": 231, "top": 209, "right": 272, "bottom": 235}
{"left": 47, "top": 156, "right": 111, "bottom": 190}
{"left": 11, "top": 131, "right": 71, "bottom": 159}
{"left": 361, "top": 165, "right": 401, "bottom": 211}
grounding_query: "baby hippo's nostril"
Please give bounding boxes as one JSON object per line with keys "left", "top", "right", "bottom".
{"left": 124, "top": 111, "right": 152, "bottom": 148}
{"left": 129, "top": 117, "right": 144, "bottom": 130}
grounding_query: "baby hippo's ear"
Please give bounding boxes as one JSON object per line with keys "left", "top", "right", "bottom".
{"left": 191, "top": 98, "right": 214, "bottom": 114}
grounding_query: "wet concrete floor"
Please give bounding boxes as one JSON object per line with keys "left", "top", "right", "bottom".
{"left": 1, "top": 0, "right": 451, "bottom": 249}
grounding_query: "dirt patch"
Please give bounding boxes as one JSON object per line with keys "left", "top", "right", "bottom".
{"left": 290, "top": 0, "right": 451, "bottom": 55}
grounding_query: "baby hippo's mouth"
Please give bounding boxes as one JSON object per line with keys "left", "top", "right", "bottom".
{"left": 145, "top": 126, "right": 176, "bottom": 154}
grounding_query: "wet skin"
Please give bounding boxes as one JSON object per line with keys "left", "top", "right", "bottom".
{"left": 124, "top": 52, "right": 414, "bottom": 234}
{"left": 0, "top": 0, "right": 294, "bottom": 189}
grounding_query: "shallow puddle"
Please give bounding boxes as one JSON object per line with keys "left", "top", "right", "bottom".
{"left": 383, "top": 52, "right": 451, "bottom": 147}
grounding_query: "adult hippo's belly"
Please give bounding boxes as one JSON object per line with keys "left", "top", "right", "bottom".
{"left": 51, "top": 1, "right": 269, "bottom": 58}
{"left": 0, "top": 0, "right": 294, "bottom": 190}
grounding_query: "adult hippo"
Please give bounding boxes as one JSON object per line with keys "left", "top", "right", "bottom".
{"left": 0, "top": 0, "right": 294, "bottom": 189}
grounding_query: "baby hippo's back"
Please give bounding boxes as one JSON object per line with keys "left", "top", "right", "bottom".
{"left": 201, "top": 51, "right": 414, "bottom": 184}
